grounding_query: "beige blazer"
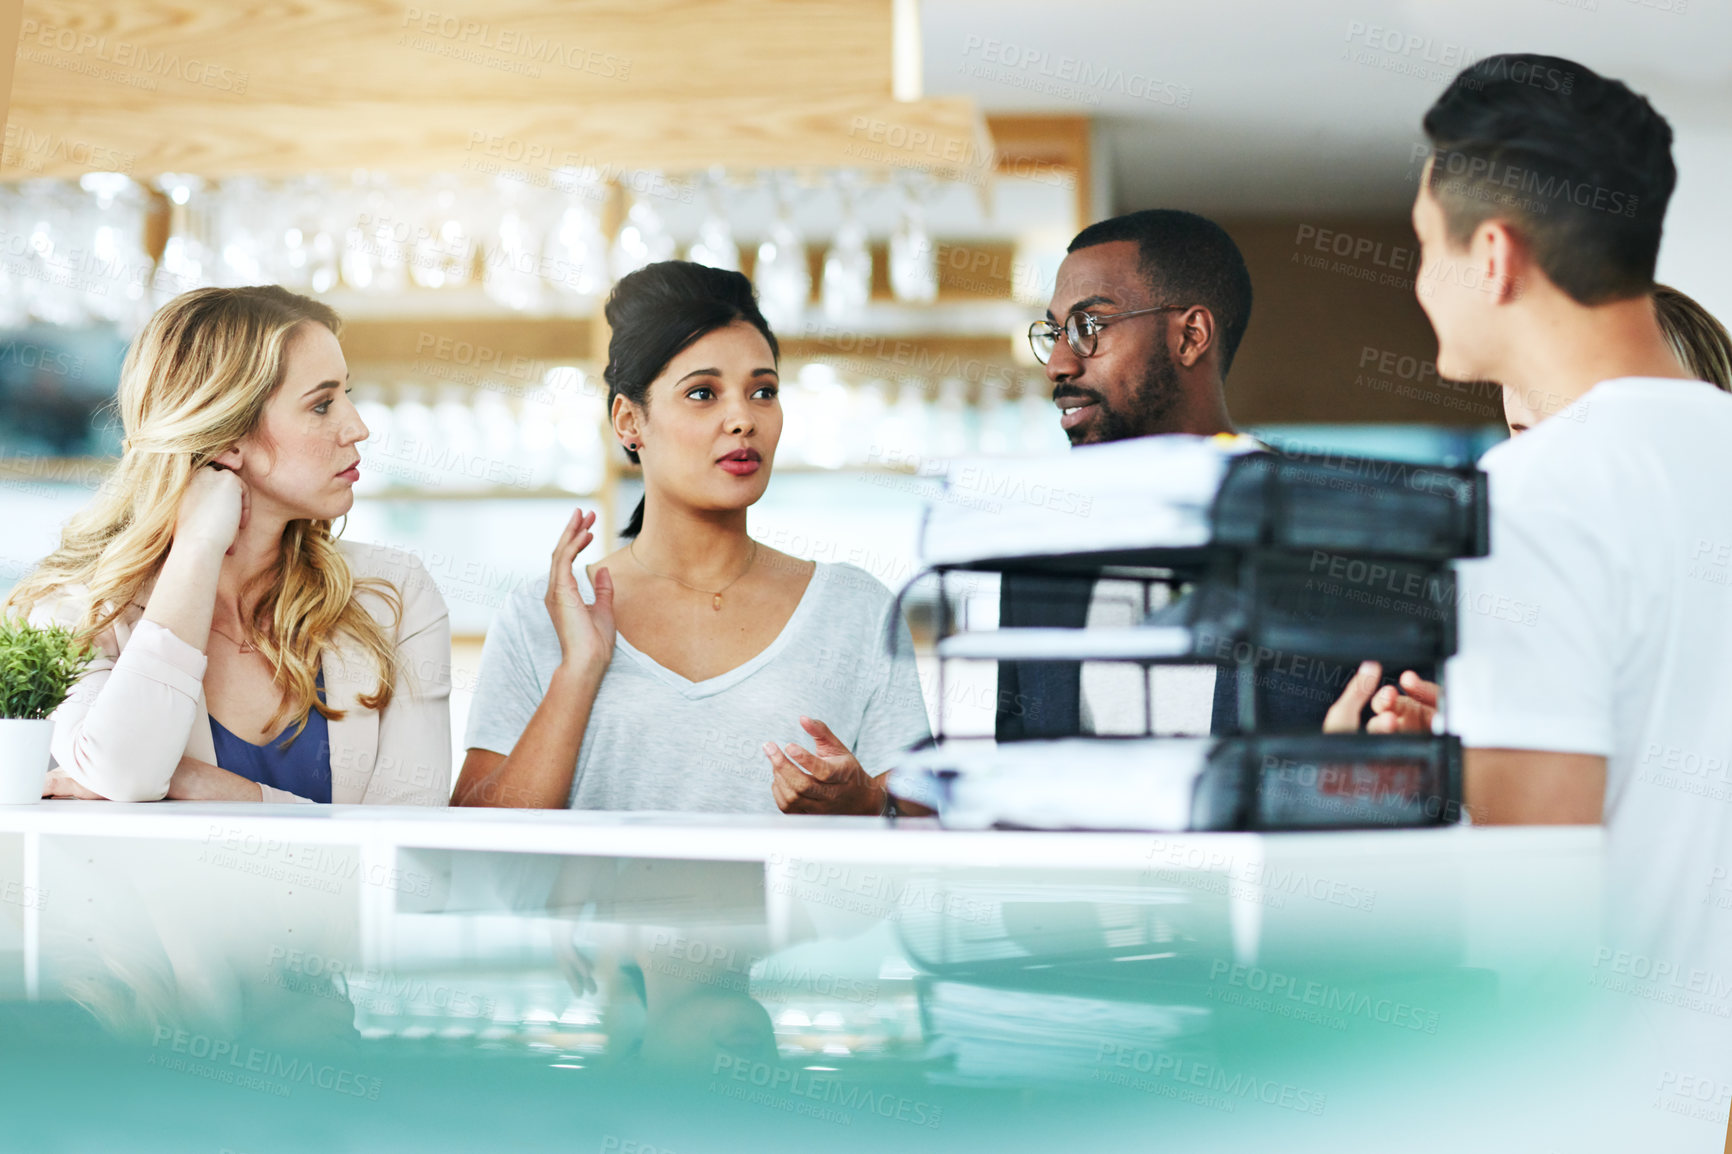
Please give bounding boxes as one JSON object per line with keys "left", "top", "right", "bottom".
{"left": 34, "top": 540, "right": 451, "bottom": 805}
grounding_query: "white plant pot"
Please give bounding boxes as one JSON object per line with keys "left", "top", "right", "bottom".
{"left": 0, "top": 719, "right": 55, "bottom": 805}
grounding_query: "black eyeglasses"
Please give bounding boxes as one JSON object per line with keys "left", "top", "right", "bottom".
{"left": 1028, "top": 305, "right": 1187, "bottom": 365}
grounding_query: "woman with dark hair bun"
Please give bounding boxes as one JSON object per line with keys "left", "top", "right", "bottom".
{"left": 455, "top": 261, "right": 931, "bottom": 814}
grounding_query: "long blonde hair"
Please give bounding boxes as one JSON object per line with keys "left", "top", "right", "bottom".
{"left": 4, "top": 285, "right": 400, "bottom": 739}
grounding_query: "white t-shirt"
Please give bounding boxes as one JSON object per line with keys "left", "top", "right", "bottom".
{"left": 1078, "top": 579, "right": 1216, "bottom": 736}
{"left": 465, "top": 561, "right": 932, "bottom": 813}
{"left": 1447, "top": 377, "right": 1732, "bottom": 965}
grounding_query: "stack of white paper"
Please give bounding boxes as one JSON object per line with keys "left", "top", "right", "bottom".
{"left": 891, "top": 737, "right": 1219, "bottom": 831}
{"left": 919, "top": 434, "right": 1260, "bottom": 566}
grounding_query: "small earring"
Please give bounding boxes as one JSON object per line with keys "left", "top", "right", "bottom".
{"left": 627, "top": 442, "right": 637, "bottom": 451}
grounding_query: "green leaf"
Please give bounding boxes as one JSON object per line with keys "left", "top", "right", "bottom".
{"left": 0, "top": 617, "right": 97, "bottom": 720}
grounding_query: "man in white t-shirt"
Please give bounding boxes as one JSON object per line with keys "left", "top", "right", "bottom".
{"left": 1335, "top": 55, "right": 1732, "bottom": 975}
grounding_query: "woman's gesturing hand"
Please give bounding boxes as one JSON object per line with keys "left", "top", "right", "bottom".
{"left": 545, "top": 508, "right": 616, "bottom": 675}
{"left": 176, "top": 463, "right": 248, "bottom": 557}
{"left": 1323, "top": 661, "right": 1440, "bottom": 734}
{"left": 766, "top": 716, "right": 886, "bottom": 815}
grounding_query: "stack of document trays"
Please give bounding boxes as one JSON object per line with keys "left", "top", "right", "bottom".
{"left": 886, "top": 435, "right": 1489, "bottom": 832}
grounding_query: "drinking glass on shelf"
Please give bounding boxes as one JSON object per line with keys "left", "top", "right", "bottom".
{"left": 845, "top": 379, "right": 890, "bottom": 467}
{"left": 554, "top": 381, "right": 606, "bottom": 495}
{"left": 433, "top": 386, "right": 481, "bottom": 490}
{"left": 610, "top": 175, "right": 675, "bottom": 284}
{"left": 473, "top": 389, "right": 521, "bottom": 490}
{"left": 18, "top": 179, "right": 89, "bottom": 326}
{"left": 754, "top": 171, "right": 809, "bottom": 331}
{"left": 1019, "top": 381, "right": 1068, "bottom": 452}
{"left": 78, "top": 172, "right": 153, "bottom": 331}
{"left": 341, "top": 171, "right": 409, "bottom": 295}
{"left": 932, "top": 377, "right": 972, "bottom": 457}
{"left": 410, "top": 174, "right": 477, "bottom": 292}
{"left": 822, "top": 171, "right": 871, "bottom": 322}
{"left": 154, "top": 174, "right": 214, "bottom": 308}
{"left": 275, "top": 176, "right": 340, "bottom": 294}
{"left": 211, "top": 175, "right": 270, "bottom": 288}
{"left": 389, "top": 385, "right": 438, "bottom": 492}
{"left": 889, "top": 174, "right": 937, "bottom": 304}
{"left": 793, "top": 361, "right": 848, "bottom": 469}
{"left": 0, "top": 187, "right": 25, "bottom": 328}
{"left": 485, "top": 176, "right": 550, "bottom": 311}
{"left": 687, "top": 167, "right": 739, "bottom": 273}
{"left": 546, "top": 167, "right": 610, "bottom": 299}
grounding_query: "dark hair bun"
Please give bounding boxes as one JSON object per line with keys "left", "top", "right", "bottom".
{"left": 601, "top": 260, "right": 781, "bottom": 538}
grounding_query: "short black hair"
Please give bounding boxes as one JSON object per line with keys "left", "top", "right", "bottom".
{"left": 1067, "top": 209, "right": 1253, "bottom": 375}
{"left": 1422, "top": 53, "right": 1674, "bottom": 305}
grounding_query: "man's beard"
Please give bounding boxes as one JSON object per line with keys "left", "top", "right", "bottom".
{"left": 1055, "top": 340, "right": 1182, "bottom": 446}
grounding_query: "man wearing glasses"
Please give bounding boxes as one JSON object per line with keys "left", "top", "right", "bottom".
{"left": 998, "top": 210, "right": 1335, "bottom": 742}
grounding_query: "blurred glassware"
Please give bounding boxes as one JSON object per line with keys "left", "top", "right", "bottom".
{"left": 78, "top": 173, "right": 153, "bottom": 331}
{"left": 610, "top": 174, "right": 675, "bottom": 283}
{"left": 755, "top": 171, "right": 810, "bottom": 331}
{"left": 484, "top": 176, "right": 549, "bottom": 312}
{"left": 932, "top": 377, "right": 972, "bottom": 457}
{"left": 552, "top": 370, "right": 605, "bottom": 494}
{"left": 341, "top": 171, "right": 410, "bottom": 295}
{"left": 845, "top": 379, "right": 890, "bottom": 466}
{"left": 433, "top": 385, "right": 481, "bottom": 490}
{"left": 275, "top": 176, "right": 340, "bottom": 294}
{"left": 1019, "top": 382, "right": 1067, "bottom": 453}
{"left": 19, "top": 179, "right": 90, "bottom": 326}
{"left": 212, "top": 175, "right": 269, "bottom": 288}
{"left": 976, "top": 385, "right": 1018, "bottom": 456}
{"left": 821, "top": 171, "right": 871, "bottom": 322}
{"left": 794, "top": 362, "right": 848, "bottom": 470}
{"left": 153, "top": 174, "right": 215, "bottom": 309}
{"left": 410, "top": 174, "right": 477, "bottom": 291}
{"left": 0, "top": 187, "right": 25, "bottom": 328}
{"left": 517, "top": 368, "right": 567, "bottom": 489}
{"left": 889, "top": 175, "right": 937, "bottom": 304}
{"left": 687, "top": 167, "right": 739, "bottom": 273}
{"left": 473, "top": 389, "right": 522, "bottom": 489}
{"left": 546, "top": 168, "right": 609, "bottom": 299}
{"left": 879, "top": 380, "right": 930, "bottom": 466}
{"left": 389, "top": 385, "right": 438, "bottom": 491}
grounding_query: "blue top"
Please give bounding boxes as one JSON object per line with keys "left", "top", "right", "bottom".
{"left": 209, "top": 671, "right": 333, "bottom": 803}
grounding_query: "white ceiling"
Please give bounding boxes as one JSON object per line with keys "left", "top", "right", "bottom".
{"left": 923, "top": 0, "right": 1732, "bottom": 217}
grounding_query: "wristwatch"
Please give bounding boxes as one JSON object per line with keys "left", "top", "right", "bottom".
{"left": 879, "top": 785, "right": 900, "bottom": 819}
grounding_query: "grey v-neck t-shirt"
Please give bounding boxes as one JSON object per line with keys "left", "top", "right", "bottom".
{"left": 464, "top": 561, "right": 932, "bottom": 813}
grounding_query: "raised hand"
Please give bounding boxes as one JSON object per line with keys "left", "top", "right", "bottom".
{"left": 1323, "top": 661, "right": 1439, "bottom": 734}
{"left": 544, "top": 508, "right": 616, "bottom": 675}
{"left": 766, "top": 715, "right": 885, "bottom": 815}
{"left": 1368, "top": 670, "right": 1440, "bottom": 734}
{"left": 176, "top": 463, "right": 248, "bottom": 557}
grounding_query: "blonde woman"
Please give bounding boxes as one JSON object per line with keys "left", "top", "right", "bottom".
{"left": 4, "top": 286, "right": 450, "bottom": 804}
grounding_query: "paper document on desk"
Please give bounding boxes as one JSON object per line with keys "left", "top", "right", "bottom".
{"left": 920, "top": 435, "right": 1259, "bottom": 566}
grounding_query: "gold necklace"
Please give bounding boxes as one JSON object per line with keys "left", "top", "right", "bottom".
{"left": 629, "top": 539, "right": 759, "bottom": 611}
{"left": 209, "top": 622, "right": 256, "bottom": 654}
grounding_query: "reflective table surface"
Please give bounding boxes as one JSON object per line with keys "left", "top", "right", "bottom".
{"left": 0, "top": 804, "right": 1723, "bottom": 1152}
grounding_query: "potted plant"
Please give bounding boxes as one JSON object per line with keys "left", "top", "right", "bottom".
{"left": 0, "top": 618, "right": 95, "bottom": 804}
